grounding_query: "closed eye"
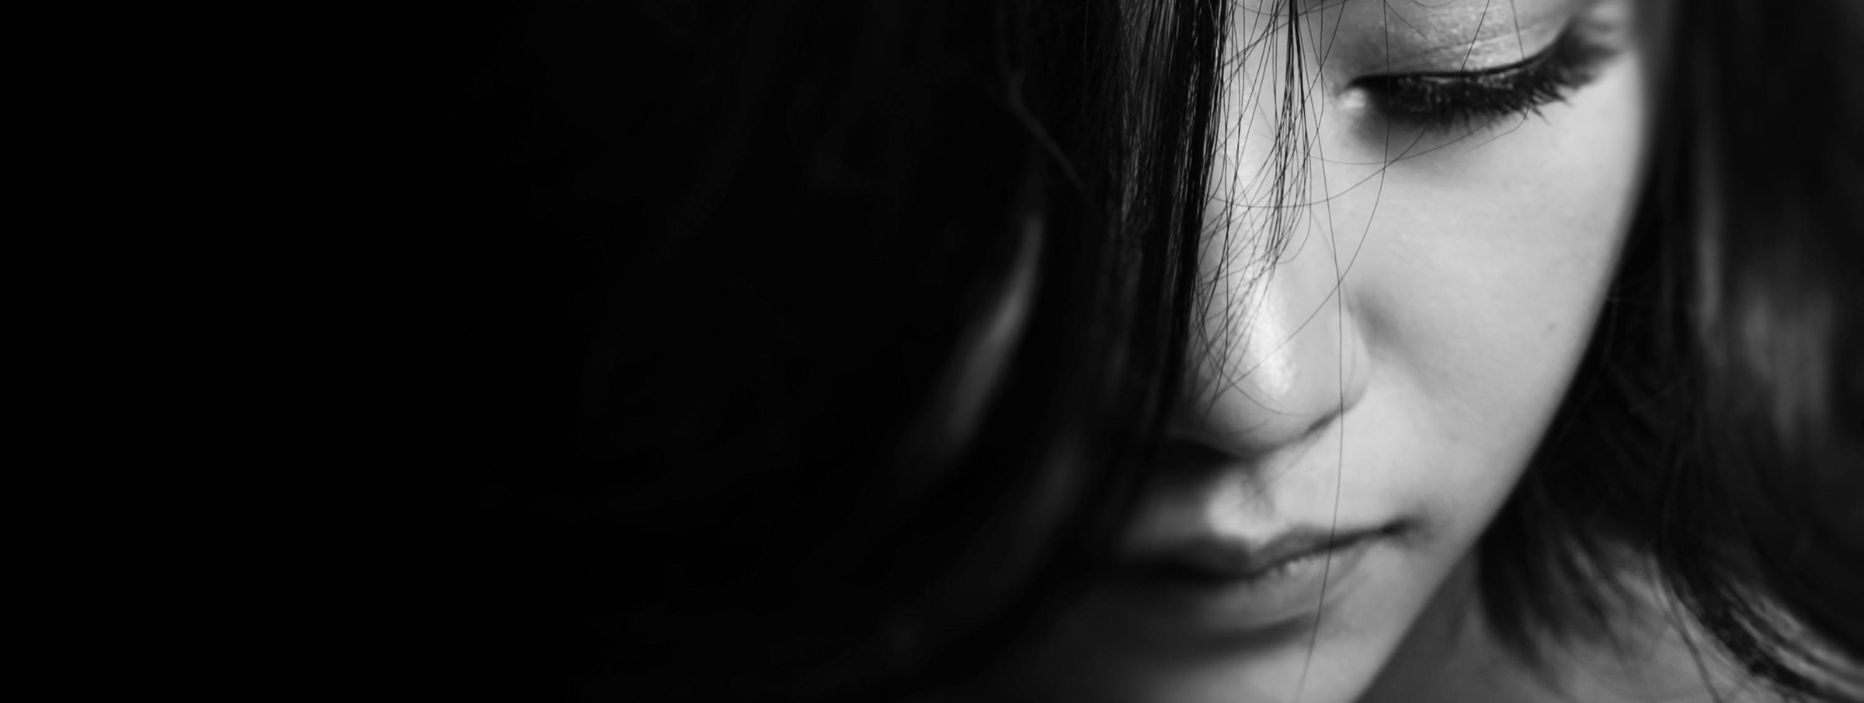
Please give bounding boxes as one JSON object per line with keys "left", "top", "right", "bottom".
{"left": 1351, "top": 25, "right": 1615, "bottom": 131}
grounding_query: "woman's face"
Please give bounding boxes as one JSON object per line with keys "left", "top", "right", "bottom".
{"left": 1005, "top": 0, "right": 1649, "bottom": 701}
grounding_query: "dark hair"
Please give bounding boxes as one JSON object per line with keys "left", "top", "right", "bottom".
{"left": 424, "top": 1, "right": 1224, "bottom": 699}
{"left": 1461, "top": 1, "right": 1856, "bottom": 697}
{"left": 1651, "top": 0, "right": 1862, "bottom": 694}
{"left": 1477, "top": 1, "right": 1864, "bottom": 700}
{"left": 420, "top": 0, "right": 1862, "bottom": 700}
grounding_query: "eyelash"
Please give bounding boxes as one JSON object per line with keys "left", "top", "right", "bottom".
{"left": 1352, "top": 26, "right": 1614, "bottom": 130}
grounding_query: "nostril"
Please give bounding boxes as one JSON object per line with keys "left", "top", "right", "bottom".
{"left": 1169, "top": 389, "right": 1352, "bottom": 461}
{"left": 1156, "top": 432, "right": 1245, "bottom": 473}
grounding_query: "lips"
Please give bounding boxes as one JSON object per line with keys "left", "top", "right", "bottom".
{"left": 1136, "top": 524, "right": 1398, "bottom": 581}
{"left": 1108, "top": 521, "right": 1409, "bottom": 634}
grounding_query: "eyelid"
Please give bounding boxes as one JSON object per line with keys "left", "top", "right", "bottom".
{"left": 1353, "top": 12, "right": 1566, "bottom": 77}
{"left": 1346, "top": 22, "right": 1614, "bottom": 130}
{"left": 1359, "top": 32, "right": 1561, "bottom": 82}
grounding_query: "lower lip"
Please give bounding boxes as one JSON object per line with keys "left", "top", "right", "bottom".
{"left": 1119, "top": 530, "right": 1392, "bottom": 635}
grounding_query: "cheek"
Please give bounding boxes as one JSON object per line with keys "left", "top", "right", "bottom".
{"left": 1323, "top": 46, "right": 1649, "bottom": 497}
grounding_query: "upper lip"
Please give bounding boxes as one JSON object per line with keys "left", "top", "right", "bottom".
{"left": 1126, "top": 523, "right": 1397, "bottom": 580}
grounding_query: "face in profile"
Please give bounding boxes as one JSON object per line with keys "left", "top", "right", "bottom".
{"left": 1003, "top": 0, "right": 1650, "bottom": 701}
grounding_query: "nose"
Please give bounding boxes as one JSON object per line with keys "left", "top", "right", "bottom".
{"left": 1172, "top": 227, "right": 1372, "bottom": 459}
